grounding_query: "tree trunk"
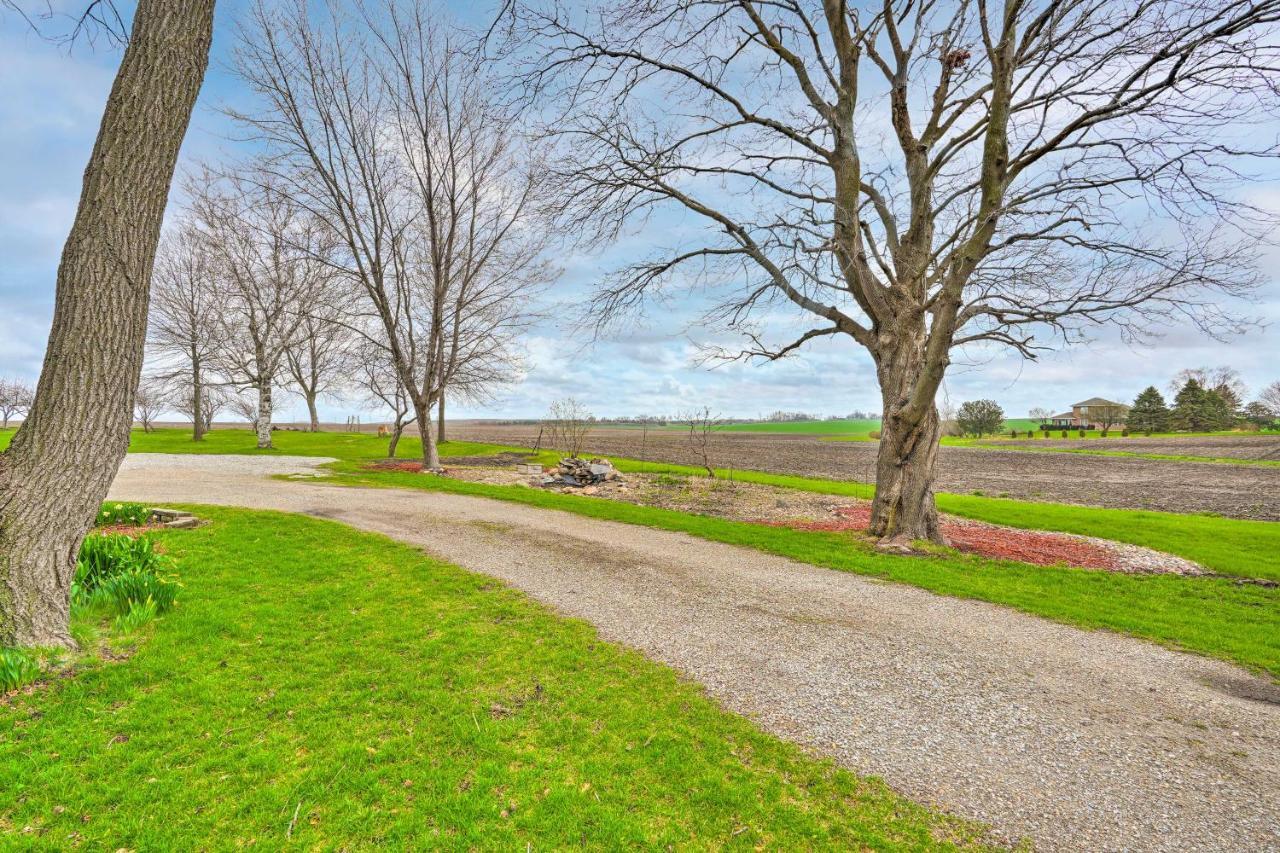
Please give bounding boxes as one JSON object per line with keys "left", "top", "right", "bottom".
{"left": 192, "top": 357, "right": 205, "bottom": 442}
{"left": 437, "top": 391, "right": 445, "bottom": 444}
{"left": 255, "top": 380, "right": 274, "bottom": 449}
{"left": 306, "top": 392, "right": 320, "bottom": 432}
{"left": 256, "top": 381, "right": 273, "bottom": 448}
{"left": 387, "top": 424, "right": 403, "bottom": 458}
{"left": 415, "top": 398, "right": 441, "bottom": 471}
{"left": 0, "top": 0, "right": 215, "bottom": 649}
{"left": 869, "top": 343, "right": 947, "bottom": 548}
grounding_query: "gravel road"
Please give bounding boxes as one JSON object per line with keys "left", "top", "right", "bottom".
{"left": 110, "top": 454, "right": 1280, "bottom": 851}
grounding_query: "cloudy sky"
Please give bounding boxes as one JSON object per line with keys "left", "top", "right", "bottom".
{"left": 2, "top": 1, "right": 1278, "bottom": 423}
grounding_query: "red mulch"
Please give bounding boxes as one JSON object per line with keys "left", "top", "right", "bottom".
{"left": 365, "top": 460, "right": 426, "bottom": 473}
{"left": 766, "top": 504, "right": 1121, "bottom": 570}
{"left": 94, "top": 523, "right": 163, "bottom": 536}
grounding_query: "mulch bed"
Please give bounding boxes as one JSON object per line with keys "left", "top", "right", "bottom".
{"left": 94, "top": 523, "right": 164, "bottom": 536}
{"left": 760, "top": 502, "right": 1211, "bottom": 575}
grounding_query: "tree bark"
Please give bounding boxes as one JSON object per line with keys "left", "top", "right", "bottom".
{"left": 0, "top": 0, "right": 215, "bottom": 648}
{"left": 306, "top": 392, "right": 319, "bottom": 432}
{"left": 436, "top": 391, "right": 445, "bottom": 444}
{"left": 869, "top": 335, "right": 947, "bottom": 548}
{"left": 255, "top": 380, "right": 274, "bottom": 449}
{"left": 191, "top": 357, "right": 205, "bottom": 442}
{"left": 414, "top": 398, "right": 441, "bottom": 471}
{"left": 387, "top": 424, "right": 403, "bottom": 458}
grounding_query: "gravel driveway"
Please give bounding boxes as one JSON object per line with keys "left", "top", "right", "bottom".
{"left": 109, "top": 454, "right": 1280, "bottom": 851}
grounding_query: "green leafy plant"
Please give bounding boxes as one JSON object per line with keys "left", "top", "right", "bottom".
{"left": 99, "top": 570, "right": 180, "bottom": 615}
{"left": 74, "top": 533, "right": 180, "bottom": 618}
{"left": 113, "top": 598, "right": 160, "bottom": 633}
{"left": 0, "top": 647, "right": 41, "bottom": 693}
{"left": 96, "top": 502, "right": 150, "bottom": 527}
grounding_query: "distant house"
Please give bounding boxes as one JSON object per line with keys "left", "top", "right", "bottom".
{"left": 1041, "top": 397, "right": 1130, "bottom": 430}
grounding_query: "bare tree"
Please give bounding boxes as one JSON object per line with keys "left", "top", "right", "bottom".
{"left": 1093, "top": 403, "right": 1127, "bottom": 436}
{"left": 133, "top": 377, "right": 167, "bottom": 433}
{"left": 0, "top": 0, "right": 214, "bottom": 648}
{"left": 681, "top": 406, "right": 720, "bottom": 478}
{"left": 545, "top": 397, "right": 592, "bottom": 458}
{"left": 1028, "top": 407, "right": 1052, "bottom": 422}
{"left": 1260, "top": 381, "right": 1280, "bottom": 419}
{"left": 148, "top": 224, "right": 225, "bottom": 441}
{"left": 0, "top": 379, "right": 35, "bottom": 429}
{"left": 512, "top": 0, "right": 1278, "bottom": 545}
{"left": 352, "top": 338, "right": 415, "bottom": 457}
{"left": 284, "top": 300, "right": 353, "bottom": 432}
{"left": 230, "top": 0, "right": 555, "bottom": 471}
{"left": 188, "top": 168, "right": 328, "bottom": 450}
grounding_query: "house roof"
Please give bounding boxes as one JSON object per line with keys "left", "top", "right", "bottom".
{"left": 1049, "top": 411, "right": 1076, "bottom": 420}
{"left": 1072, "top": 397, "right": 1126, "bottom": 408}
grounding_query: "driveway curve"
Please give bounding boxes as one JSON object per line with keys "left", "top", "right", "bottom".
{"left": 109, "top": 454, "right": 1280, "bottom": 851}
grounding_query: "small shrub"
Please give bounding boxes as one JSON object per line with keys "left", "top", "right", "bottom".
{"left": 96, "top": 502, "right": 149, "bottom": 527}
{"left": 1060, "top": 430, "right": 1068, "bottom": 438}
{"left": 1121, "top": 429, "right": 1129, "bottom": 437}
{"left": 1077, "top": 429, "right": 1086, "bottom": 437}
{"left": 868, "top": 430, "right": 881, "bottom": 440}
{"left": 0, "top": 648, "right": 41, "bottom": 693}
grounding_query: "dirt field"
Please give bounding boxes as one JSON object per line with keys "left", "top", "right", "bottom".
{"left": 982, "top": 434, "right": 1280, "bottom": 460}
{"left": 452, "top": 424, "right": 1280, "bottom": 520}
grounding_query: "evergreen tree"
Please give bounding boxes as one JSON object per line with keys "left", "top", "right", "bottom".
{"left": 1171, "top": 379, "right": 1213, "bottom": 431}
{"left": 1127, "top": 386, "right": 1170, "bottom": 433}
{"left": 1203, "top": 388, "right": 1235, "bottom": 430}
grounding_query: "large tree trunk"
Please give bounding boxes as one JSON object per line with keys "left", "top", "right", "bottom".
{"left": 255, "top": 380, "right": 274, "bottom": 449}
{"left": 306, "top": 392, "right": 320, "bottom": 432}
{"left": 191, "top": 358, "right": 205, "bottom": 442}
{"left": 869, "top": 342, "right": 947, "bottom": 548}
{"left": 414, "top": 398, "right": 441, "bottom": 471}
{"left": 0, "top": 0, "right": 215, "bottom": 648}
{"left": 436, "top": 391, "right": 445, "bottom": 444}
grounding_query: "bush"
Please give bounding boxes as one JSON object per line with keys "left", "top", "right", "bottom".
{"left": 1060, "top": 430, "right": 1068, "bottom": 438}
{"left": 868, "top": 430, "right": 881, "bottom": 440}
{"left": 0, "top": 648, "right": 41, "bottom": 693}
{"left": 96, "top": 502, "right": 149, "bottom": 527}
{"left": 1078, "top": 429, "right": 1086, "bottom": 437}
{"left": 1121, "top": 429, "right": 1129, "bottom": 437}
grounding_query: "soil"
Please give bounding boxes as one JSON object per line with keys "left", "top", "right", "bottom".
{"left": 442, "top": 465, "right": 1209, "bottom": 575}
{"left": 452, "top": 425, "right": 1280, "bottom": 520}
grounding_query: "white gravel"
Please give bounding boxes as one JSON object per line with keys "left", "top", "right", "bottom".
{"left": 110, "top": 454, "right": 1280, "bottom": 851}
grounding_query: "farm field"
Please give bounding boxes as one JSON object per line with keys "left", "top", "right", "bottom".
{"left": 451, "top": 424, "right": 1280, "bottom": 520}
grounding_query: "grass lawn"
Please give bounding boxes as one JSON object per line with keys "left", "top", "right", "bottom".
{"left": 0, "top": 508, "right": 991, "bottom": 850}
{"left": 319, "top": 464, "right": 1280, "bottom": 677}
{"left": 944, "top": 443, "right": 1280, "bottom": 468}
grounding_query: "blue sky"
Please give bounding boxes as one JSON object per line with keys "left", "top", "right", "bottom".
{"left": 2, "top": 1, "right": 1278, "bottom": 423}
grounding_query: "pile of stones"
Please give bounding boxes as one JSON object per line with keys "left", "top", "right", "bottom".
{"left": 537, "top": 457, "right": 623, "bottom": 488}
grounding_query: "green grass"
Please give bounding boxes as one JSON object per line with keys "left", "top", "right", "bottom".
{"left": 317, "top": 464, "right": 1280, "bottom": 677}
{"left": 0, "top": 426, "right": 506, "bottom": 461}
{"left": 715, "top": 418, "right": 882, "bottom": 436}
{"left": 0, "top": 508, "right": 992, "bottom": 849}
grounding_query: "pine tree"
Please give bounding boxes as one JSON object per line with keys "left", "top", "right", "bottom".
{"left": 1203, "top": 388, "right": 1235, "bottom": 431}
{"left": 1127, "top": 386, "right": 1170, "bottom": 434}
{"left": 1171, "top": 379, "right": 1213, "bottom": 431}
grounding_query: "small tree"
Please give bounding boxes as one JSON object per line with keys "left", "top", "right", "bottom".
{"left": 956, "top": 400, "right": 1004, "bottom": 438}
{"left": 0, "top": 379, "right": 35, "bottom": 429}
{"left": 133, "top": 378, "right": 167, "bottom": 433}
{"left": 545, "top": 398, "right": 592, "bottom": 458}
{"left": 1127, "top": 387, "right": 1170, "bottom": 434}
{"left": 1028, "top": 407, "right": 1052, "bottom": 424}
{"left": 681, "top": 407, "right": 720, "bottom": 478}
{"left": 1093, "top": 403, "right": 1127, "bottom": 436}
{"left": 1242, "top": 401, "right": 1277, "bottom": 430}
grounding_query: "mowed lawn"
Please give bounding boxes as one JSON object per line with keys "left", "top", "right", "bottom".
{"left": 0, "top": 509, "right": 991, "bottom": 850}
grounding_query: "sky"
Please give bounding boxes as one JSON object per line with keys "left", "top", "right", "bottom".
{"left": 2, "top": 1, "right": 1278, "bottom": 424}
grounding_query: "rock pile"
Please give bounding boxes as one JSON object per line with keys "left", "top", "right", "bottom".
{"left": 540, "top": 457, "right": 623, "bottom": 488}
